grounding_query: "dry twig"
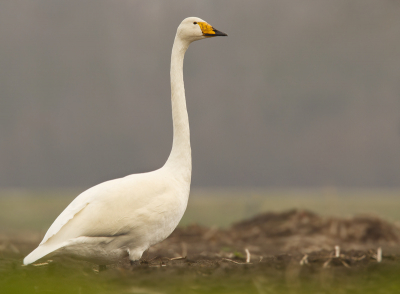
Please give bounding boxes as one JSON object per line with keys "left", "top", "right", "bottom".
{"left": 335, "top": 245, "right": 340, "bottom": 258}
{"left": 352, "top": 255, "right": 366, "bottom": 261}
{"left": 169, "top": 256, "right": 186, "bottom": 261}
{"left": 299, "top": 254, "right": 308, "bottom": 265}
{"left": 180, "top": 242, "right": 187, "bottom": 257}
{"left": 341, "top": 260, "right": 350, "bottom": 268}
{"left": 323, "top": 259, "right": 332, "bottom": 268}
{"left": 32, "top": 262, "right": 49, "bottom": 267}
{"left": 245, "top": 248, "right": 251, "bottom": 263}
{"left": 377, "top": 247, "right": 382, "bottom": 263}
{"left": 222, "top": 258, "right": 252, "bottom": 265}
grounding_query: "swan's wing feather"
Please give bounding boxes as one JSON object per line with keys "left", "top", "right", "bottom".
{"left": 39, "top": 171, "right": 166, "bottom": 245}
{"left": 39, "top": 179, "right": 118, "bottom": 245}
{"left": 24, "top": 172, "right": 170, "bottom": 265}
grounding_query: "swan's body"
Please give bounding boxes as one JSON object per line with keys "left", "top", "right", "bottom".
{"left": 23, "top": 17, "right": 226, "bottom": 266}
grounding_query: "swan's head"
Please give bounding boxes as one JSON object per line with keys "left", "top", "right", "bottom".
{"left": 176, "top": 17, "right": 227, "bottom": 43}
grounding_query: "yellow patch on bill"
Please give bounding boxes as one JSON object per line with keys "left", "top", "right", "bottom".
{"left": 198, "top": 22, "right": 215, "bottom": 35}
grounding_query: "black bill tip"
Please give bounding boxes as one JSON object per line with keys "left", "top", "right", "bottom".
{"left": 204, "top": 28, "right": 228, "bottom": 37}
{"left": 213, "top": 29, "right": 228, "bottom": 36}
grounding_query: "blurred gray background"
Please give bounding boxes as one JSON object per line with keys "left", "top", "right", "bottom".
{"left": 1, "top": 0, "right": 399, "bottom": 188}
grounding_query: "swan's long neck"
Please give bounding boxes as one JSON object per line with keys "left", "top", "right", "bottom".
{"left": 164, "top": 36, "right": 191, "bottom": 181}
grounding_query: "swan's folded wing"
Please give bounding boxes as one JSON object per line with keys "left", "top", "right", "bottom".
{"left": 39, "top": 179, "right": 116, "bottom": 245}
{"left": 39, "top": 172, "right": 166, "bottom": 245}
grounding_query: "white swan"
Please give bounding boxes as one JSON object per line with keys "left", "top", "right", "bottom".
{"left": 23, "top": 17, "right": 227, "bottom": 266}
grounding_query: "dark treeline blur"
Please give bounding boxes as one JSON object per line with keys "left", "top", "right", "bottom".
{"left": 1, "top": 0, "right": 399, "bottom": 188}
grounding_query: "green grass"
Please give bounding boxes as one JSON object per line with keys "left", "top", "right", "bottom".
{"left": 1, "top": 258, "right": 400, "bottom": 294}
{"left": 1, "top": 188, "right": 400, "bottom": 293}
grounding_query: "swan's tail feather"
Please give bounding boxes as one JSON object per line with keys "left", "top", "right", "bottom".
{"left": 23, "top": 244, "right": 62, "bottom": 265}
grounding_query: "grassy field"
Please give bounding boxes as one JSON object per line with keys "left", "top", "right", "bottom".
{"left": 2, "top": 258, "right": 400, "bottom": 294}
{"left": 1, "top": 188, "right": 400, "bottom": 294}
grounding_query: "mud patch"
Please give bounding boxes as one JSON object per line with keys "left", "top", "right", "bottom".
{"left": 1, "top": 210, "right": 400, "bottom": 294}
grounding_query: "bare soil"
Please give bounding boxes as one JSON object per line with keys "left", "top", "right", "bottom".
{"left": 2, "top": 210, "right": 400, "bottom": 294}
{"left": 2, "top": 209, "right": 399, "bottom": 269}
{"left": 131, "top": 209, "right": 400, "bottom": 269}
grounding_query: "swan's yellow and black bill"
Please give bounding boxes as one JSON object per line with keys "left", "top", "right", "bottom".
{"left": 198, "top": 22, "right": 228, "bottom": 37}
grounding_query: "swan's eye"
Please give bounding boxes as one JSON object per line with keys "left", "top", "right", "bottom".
{"left": 193, "top": 22, "right": 197, "bottom": 25}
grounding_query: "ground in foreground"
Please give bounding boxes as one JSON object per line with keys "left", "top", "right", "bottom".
{"left": 1, "top": 210, "right": 400, "bottom": 294}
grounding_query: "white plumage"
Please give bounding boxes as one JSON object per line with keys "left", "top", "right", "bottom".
{"left": 24, "top": 17, "right": 226, "bottom": 266}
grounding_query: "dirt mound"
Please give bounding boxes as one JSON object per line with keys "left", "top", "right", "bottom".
{"left": 152, "top": 210, "right": 400, "bottom": 260}
{"left": 232, "top": 209, "right": 400, "bottom": 244}
{"left": 2, "top": 210, "right": 399, "bottom": 270}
